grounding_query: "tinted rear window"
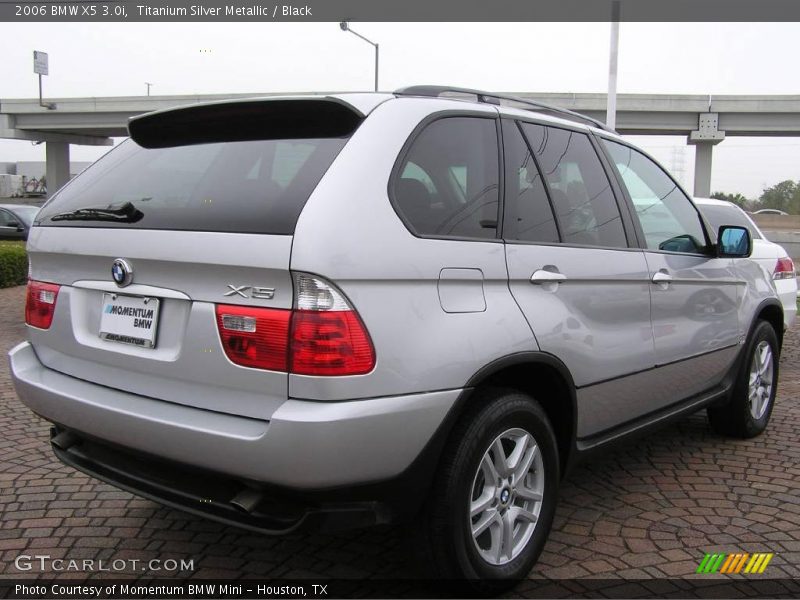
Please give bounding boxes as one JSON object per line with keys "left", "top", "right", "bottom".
{"left": 392, "top": 116, "right": 500, "bottom": 240}
{"left": 36, "top": 137, "right": 348, "bottom": 234}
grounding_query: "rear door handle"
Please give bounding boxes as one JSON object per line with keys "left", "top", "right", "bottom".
{"left": 530, "top": 269, "right": 568, "bottom": 284}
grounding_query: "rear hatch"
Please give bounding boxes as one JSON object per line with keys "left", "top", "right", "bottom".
{"left": 27, "top": 97, "right": 366, "bottom": 420}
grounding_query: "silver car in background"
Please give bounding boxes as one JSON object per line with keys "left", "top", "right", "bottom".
{"left": 9, "top": 87, "right": 784, "bottom": 588}
{"left": 694, "top": 197, "right": 796, "bottom": 329}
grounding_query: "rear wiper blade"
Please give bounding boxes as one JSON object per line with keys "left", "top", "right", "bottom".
{"left": 50, "top": 201, "right": 144, "bottom": 223}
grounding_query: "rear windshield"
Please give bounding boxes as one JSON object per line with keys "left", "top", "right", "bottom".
{"left": 697, "top": 204, "right": 762, "bottom": 240}
{"left": 36, "top": 137, "right": 348, "bottom": 234}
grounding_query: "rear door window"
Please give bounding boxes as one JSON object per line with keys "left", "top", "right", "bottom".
{"left": 36, "top": 137, "right": 348, "bottom": 235}
{"left": 392, "top": 116, "right": 500, "bottom": 239}
{"left": 501, "top": 121, "right": 559, "bottom": 243}
{"left": 519, "top": 123, "right": 628, "bottom": 248}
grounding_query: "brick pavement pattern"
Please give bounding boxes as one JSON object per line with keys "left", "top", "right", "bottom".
{"left": 1, "top": 283, "right": 799, "bottom": 583}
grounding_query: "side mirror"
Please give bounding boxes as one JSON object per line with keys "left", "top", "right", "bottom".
{"left": 718, "top": 225, "right": 751, "bottom": 258}
{"left": 7, "top": 220, "right": 22, "bottom": 230}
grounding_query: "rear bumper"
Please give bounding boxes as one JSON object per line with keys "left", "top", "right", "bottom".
{"left": 775, "top": 278, "right": 797, "bottom": 329}
{"left": 49, "top": 427, "right": 389, "bottom": 534}
{"left": 9, "top": 341, "right": 459, "bottom": 491}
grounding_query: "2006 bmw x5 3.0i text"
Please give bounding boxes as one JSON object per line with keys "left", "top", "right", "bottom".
{"left": 9, "top": 87, "right": 784, "bottom": 587}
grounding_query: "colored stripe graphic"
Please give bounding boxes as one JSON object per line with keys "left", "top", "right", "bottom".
{"left": 757, "top": 553, "right": 774, "bottom": 573}
{"left": 697, "top": 553, "right": 727, "bottom": 573}
{"left": 744, "top": 553, "right": 774, "bottom": 574}
{"left": 733, "top": 553, "right": 750, "bottom": 574}
{"left": 699, "top": 552, "right": 773, "bottom": 574}
{"left": 696, "top": 553, "right": 712, "bottom": 573}
{"left": 719, "top": 554, "right": 737, "bottom": 574}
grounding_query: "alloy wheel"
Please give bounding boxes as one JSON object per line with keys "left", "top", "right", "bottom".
{"left": 468, "top": 428, "right": 545, "bottom": 566}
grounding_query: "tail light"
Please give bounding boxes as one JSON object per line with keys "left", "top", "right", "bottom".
{"left": 774, "top": 257, "right": 796, "bottom": 280}
{"left": 290, "top": 273, "right": 375, "bottom": 375}
{"left": 215, "top": 305, "right": 290, "bottom": 371}
{"left": 25, "top": 280, "right": 60, "bottom": 329}
{"left": 215, "top": 273, "right": 375, "bottom": 376}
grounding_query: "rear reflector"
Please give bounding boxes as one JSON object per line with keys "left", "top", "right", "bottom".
{"left": 25, "top": 280, "right": 61, "bottom": 329}
{"left": 215, "top": 305, "right": 290, "bottom": 371}
{"left": 774, "top": 257, "right": 796, "bottom": 280}
{"left": 215, "top": 273, "right": 375, "bottom": 376}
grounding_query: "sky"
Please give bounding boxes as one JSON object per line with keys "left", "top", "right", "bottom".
{"left": 2, "top": 22, "right": 799, "bottom": 198}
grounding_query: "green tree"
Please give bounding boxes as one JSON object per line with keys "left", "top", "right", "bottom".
{"left": 758, "top": 180, "right": 797, "bottom": 213}
{"left": 710, "top": 191, "right": 749, "bottom": 208}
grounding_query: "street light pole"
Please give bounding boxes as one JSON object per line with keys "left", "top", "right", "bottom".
{"left": 145, "top": 82, "right": 153, "bottom": 96}
{"left": 340, "top": 21, "right": 379, "bottom": 91}
{"left": 606, "top": 1, "right": 621, "bottom": 130}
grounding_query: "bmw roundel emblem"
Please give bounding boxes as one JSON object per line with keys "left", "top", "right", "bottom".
{"left": 111, "top": 258, "right": 133, "bottom": 287}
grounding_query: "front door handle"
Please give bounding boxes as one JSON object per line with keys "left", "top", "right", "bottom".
{"left": 652, "top": 270, "right": 673, "bottom": 285}
{"left": 652, "top": 271, "right": 673, "bottom": 283}
{"left": 531, "top": 269, "right": 568, "bottom": 284}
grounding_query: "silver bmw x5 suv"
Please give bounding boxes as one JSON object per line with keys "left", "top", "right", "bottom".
{"left": 9, "top": 87, "right": 783, "bottom": 585}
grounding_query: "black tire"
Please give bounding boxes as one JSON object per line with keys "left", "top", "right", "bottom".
{"left": 417, "top": 389, "right": 559, "bottom": 592}
{"left": 708, "top": 320, "right": 779, "bottom": 438}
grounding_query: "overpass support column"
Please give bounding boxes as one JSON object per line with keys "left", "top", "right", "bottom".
{"left": 688, "top": 113, "right": 725, "bottom": 198}
{"left": 693, "top": 144, "right": 714, "bottom": 198}
{"left": 46, "top": 141, "right": 71, "bottom": 196}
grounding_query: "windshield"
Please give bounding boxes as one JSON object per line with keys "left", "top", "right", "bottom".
{"left": 697, "top": 204, "right": 762, "bottom": 240}
{"left": 36, "top": 136, "right": 348, "bottom": 234}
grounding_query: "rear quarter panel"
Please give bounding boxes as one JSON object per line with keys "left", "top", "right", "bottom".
{"left": 289, "top": 98, "right": 537, "bottom": 400}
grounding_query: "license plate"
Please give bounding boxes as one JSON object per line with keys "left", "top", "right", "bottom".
{"left": 99, "top": 293, "right": 160, "bottom": 348}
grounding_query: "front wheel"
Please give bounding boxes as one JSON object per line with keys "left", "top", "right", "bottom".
{"left": 418, "top": 390, "right": 559, "bottom": 590}
{"left": 708, "top": 320, "right": 779, "bottom": 438}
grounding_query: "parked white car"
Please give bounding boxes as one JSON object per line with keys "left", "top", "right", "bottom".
{"left": 695, "top": 197, "right": 797, "bottom": 329}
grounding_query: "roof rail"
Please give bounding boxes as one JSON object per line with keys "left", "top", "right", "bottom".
{"left": 394, "top": 85, "right": 615, "bottom": 133}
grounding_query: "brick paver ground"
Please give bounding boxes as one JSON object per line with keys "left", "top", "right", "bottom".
{"left": 1, "top": 283, "right": 799, "bottom": 585}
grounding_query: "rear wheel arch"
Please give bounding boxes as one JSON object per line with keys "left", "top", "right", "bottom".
{"left": 754, "top": 301, "right": 784, "bottom": 350}
{"left": 460, "top": 353, "right": 577, "bottom": 476}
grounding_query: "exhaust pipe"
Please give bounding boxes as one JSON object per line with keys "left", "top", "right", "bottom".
{"left": 230, "top": 487, "right": 263, "bottom": 514}
{"left": 51, "top": 430, "right": 80, "bottom": 451}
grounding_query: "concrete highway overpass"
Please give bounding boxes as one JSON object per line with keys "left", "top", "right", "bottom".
{"left": 3, "top": 92, "right": 800, "bottom": 196}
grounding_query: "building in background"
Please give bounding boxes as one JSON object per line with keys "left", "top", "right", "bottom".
{"left": 0, "top": 161, "right": 92, "bottom": 201}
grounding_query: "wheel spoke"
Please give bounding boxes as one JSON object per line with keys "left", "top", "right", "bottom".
{"left": 506, "top": 433, "right": 529, "bottom": 472}
{"left": 500, "top": 510, "right": 514, "bottom": 562}
{"left": 512, "top": 506, "right": 539, "bottom": 524}
{"left": 487, "top": 515, "right": 503, "bottom": 561}
{"left": 491, "top": 438, "right": 509, "bottom": 478}
{"left": 516, "top": 485, "right": 543, "bottom": 503}
{"left": 514, "top": 444, "right": 538, "bottom": 481}
{"left": 481, "top": 451, "right": 501, "bottom": 484}
{"left": 472, "top": 508, "right": 498, "bottom": 537}
{"left": 759, "top": 346, "right": 772, "bottom": 375}
{"left": 749, "top": 370, "right": 758, "bottom": 387}
{"left": 471, "top": 489, "right": 495, "bottom": 518}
